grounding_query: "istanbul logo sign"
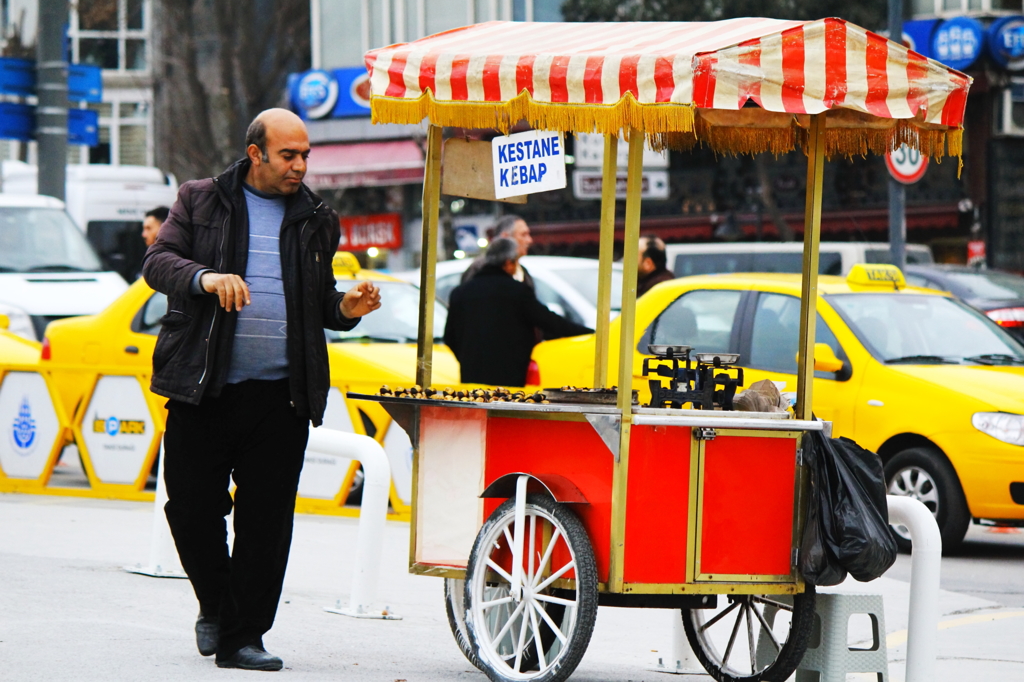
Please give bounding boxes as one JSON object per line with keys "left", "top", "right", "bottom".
{"left": 10, "top": 396, "right": 37, "bottom": 455}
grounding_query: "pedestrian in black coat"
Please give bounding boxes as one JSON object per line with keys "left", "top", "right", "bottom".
{"left": 444, "top": 238, "right": 593, "bottom": 386}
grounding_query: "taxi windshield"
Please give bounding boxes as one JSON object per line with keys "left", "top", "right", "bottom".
{"left": 828, "top": 293, "right": 1024, "bottom": 365}
{"left": 326, "top": 280, "right": 446, "bottom": 344}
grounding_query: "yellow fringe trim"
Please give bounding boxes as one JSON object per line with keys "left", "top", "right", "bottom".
{"left": 372, "top": 91, "right": 963, "bottom": 170}
{"left": 371, "top": 90, "right": 695, "bottom": 138}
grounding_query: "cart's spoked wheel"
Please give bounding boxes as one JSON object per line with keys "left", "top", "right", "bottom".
{"left": 444, "top": 578, "right": 486, "bottom": 670}
{"left": 682, "top": 585, "right": 816, "bottom": 682}
{"left": 464, "top": 493, "right": 597, "bottom": 682}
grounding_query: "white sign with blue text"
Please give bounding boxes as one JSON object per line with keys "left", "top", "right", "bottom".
{"left": 491, "top": 130, "right": 566, "bottom": 199}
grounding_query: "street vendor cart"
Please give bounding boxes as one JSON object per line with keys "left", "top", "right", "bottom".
{"left": 351, "top": 18, "right": 970, "bottom": 682}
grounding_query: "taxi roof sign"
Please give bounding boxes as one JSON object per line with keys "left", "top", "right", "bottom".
{"left": 332, "top": 251, "right": 361, "bottom": 276}
{"left": 846, "top": 263, "right": 906, "bottom": 290}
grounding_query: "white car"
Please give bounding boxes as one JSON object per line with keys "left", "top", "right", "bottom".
{"left": 0, "top": 194, "right": 128, "bottom": 341}
{"left": 665, "top": 241, "right": 934, "bottom": 278}
{"left": 396, "top": 255, "right": 623, "bottom": 329}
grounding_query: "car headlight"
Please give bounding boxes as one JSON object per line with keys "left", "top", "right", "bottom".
{"left": 973, "top": 412, "right": 1024, "bottom": 446}
{"left": 0, "top": 302, "right": 36, "bottom": 342}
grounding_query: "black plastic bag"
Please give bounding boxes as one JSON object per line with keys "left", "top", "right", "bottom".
{"left": 800, "top": 429, "right": 897, "bottom": 585}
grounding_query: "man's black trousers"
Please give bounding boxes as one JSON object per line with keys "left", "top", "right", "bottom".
{"left": 163, "top": 378, "right": 308, "bottom": 657}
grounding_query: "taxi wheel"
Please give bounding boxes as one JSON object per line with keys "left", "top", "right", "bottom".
{"left": 885, "top": 447, "right": 970, "bottom": 553}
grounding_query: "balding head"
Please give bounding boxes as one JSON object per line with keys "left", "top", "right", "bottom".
{"left": 244, "top": 108, "right": 310, "bottom": 195}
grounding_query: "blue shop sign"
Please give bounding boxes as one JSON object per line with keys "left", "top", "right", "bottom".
{"left": 932, "top": 17, "right": 984, "bottom": 71}
{"left": 989, "top": 16, "right": 1024, "bottom": 71}
{"left": 289, "top": 67, "right": 371, "bottom": 120}
{"left": 903, "top": 19, "right": 941, "bottom": 59}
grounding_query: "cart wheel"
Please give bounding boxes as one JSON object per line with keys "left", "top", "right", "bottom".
{"left": 444, "top": 578, "right": 484, "bottom": 670}
{"left": 464, "top": 493, "right": 597, "bottom": 682}
{"left": 682, "top": 585, "right": 816, "bottom": 682}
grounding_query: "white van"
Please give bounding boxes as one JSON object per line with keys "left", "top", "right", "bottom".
{"left": 0, "top": 194, "right": 128, "bottom": 342}
{"left": 665, "top": 241, "right": 933, "bottom": 278}
{"left": 2, "top": 161, "right": 179, "bottom": 282}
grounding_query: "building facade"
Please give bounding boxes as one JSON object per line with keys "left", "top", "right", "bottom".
{"left": 1, "top": 0, "right": 155, "bottom": 167}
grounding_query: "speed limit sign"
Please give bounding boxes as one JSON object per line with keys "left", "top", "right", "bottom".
{"left": 885, "top": 144, "right": 928, "bottom": 184}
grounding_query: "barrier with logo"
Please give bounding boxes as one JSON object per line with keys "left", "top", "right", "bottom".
{"left": 71, "top": 373, "right": 164, "bottom": 500}
{"left": 0, "top": 353, "right": 411, "bottom": 518}
{"left": 0, "top": 366, "right": 72, "bottom": 492}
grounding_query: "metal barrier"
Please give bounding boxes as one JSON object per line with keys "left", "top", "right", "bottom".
{"left": 886, "top": 494, "right": 941, "bottom": 682}
{"left": 312, "top": 427, "right": 402, "bottom": 620}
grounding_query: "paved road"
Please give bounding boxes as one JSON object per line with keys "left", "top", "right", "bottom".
{"left": 886, "top": 524, "right": 1024, "bottom": 608}
{"left": 1, "top": 493, "right": 1023, "bottom": 681}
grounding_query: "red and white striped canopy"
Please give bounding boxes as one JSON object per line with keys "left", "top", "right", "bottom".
{"left": 366, "top": 18, "right": 971, "bottom": 157}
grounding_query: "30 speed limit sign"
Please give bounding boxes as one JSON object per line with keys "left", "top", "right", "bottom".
{"left": 885, "top": 144, "right": 928, "bottom": 184}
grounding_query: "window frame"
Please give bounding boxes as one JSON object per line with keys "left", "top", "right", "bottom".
{"left": 738, "top": 291, "right": 853, "bottom": 381}
{"left": 636, "top": 288, "right": 750, "bottom": 356}
{"left": 70, "top": 0, "right": 151, "bottom": 74}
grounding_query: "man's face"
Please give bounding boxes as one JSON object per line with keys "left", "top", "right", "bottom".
{"left": 142, "top": 216, "right": 162, "bottom": 247}
{"left": 509, "top": 220, "right": 532, "bottom": 257}
{"left": 249, "top": 120, "right": 310, "bottom": 195}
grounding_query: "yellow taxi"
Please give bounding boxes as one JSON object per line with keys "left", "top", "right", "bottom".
{"left": 532, "top": 265, "right": 1024, "bottom": 551}
{"left": 39, "top": 253, "right": 459, "bottom": 505}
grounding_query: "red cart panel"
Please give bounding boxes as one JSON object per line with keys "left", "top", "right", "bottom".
{"left": 623, "top": 424, "right": 692, "bottom": 584}
{"left": 484, "top": 414, "right": 614, "bottom": 583}
{"left": 697, "top": 433, "right": 798, "bottom": 579}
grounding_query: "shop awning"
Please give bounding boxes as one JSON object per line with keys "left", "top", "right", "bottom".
{"left": 304, "top": 140, "right": 424, "bottom": 190}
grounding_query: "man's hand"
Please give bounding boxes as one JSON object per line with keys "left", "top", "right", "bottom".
{"left": 340, "top": 280, "right": 382, "bottom": 319}
{"left": 201, "top": 272, "right": 250, "bottom": 312}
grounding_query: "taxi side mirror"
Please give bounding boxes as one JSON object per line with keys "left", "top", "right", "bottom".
{"left": 0, "top": 314, "right": 9, "bottom": 330}
{"left": 795, "top": 343, "right": 845, "bottom": 373}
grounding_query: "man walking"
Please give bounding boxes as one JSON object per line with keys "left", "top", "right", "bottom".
{"left": 444, "top": 238, "right": 591, "bottom": 386}
{"left": 143, "top": 108, "right": 381, "bottom": 671}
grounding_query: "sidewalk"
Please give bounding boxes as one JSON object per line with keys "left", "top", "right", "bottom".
{"left": 1, "top": 493, "right": 1022, "bottom": 681}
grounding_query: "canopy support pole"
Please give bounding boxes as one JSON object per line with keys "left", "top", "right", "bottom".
{"left": 593, "top": 134, "right": 619, "bottom": 388}
{"left": 415, "top": 125, "right": 442, "bottom": 390}
{"left": 610, "top": 127, "right": 644, "bottom": 592}
{"left": 796, "top": 114, "right": 825, "bottom": 422}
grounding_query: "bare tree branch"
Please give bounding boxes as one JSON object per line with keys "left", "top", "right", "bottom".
{"left": 154, "top": 0, "right": 310, "bottom": 181}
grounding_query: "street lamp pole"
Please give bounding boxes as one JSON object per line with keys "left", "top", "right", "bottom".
{"left": 888, "top": 0, "right": 907, "bottom": 270}
{"left": 37, "top": 0, "right": 69, "bottom": 202}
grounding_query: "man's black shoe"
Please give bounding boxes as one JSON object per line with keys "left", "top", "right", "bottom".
{"left": 216, "top": 645, "right": 284, "bottom": 671}
{"left": 195, "top": 614, "right": 220, "bottom": 657}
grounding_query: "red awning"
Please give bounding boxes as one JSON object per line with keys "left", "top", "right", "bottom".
{"left": 304, "top": 140, "right": 424, "bottom": 190}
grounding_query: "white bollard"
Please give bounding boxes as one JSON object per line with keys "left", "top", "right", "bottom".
{"left": 887, "top": 495, "right": 942, "bottom": 682}
{"left": 313, "top": 427, "right": 402, "bottom": 620}
{"left": 655, "top": 610, "right": 704, "bottom": 674}
{"left": 124, "top": 443, "right": 188, "bottom": 579}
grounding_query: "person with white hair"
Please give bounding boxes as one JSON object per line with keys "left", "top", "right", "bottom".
{"left": 444, "top": 237, "right": 592, "bottom": 386}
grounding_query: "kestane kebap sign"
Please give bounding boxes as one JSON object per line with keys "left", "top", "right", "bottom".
{"left": 491, "top": 130, "right": 566, "bottom": 200}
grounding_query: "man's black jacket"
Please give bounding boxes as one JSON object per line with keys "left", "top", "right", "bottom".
{"left": 444, "top": 264, "right": 592, "bottom": 386}
{"left": 142, "top": 158, "right": 356, "bottom": 426}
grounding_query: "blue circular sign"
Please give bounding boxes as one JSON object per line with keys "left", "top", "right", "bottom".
{"left": 932, "top": 17, "right": 984, "bottom": 71}
{"left": 105, "top": 416, "right": 120, "bottom": 436}
{"left": 295, "top": 70, "right": 339, "bottom": 120}
{"left": 988, "top": 16, "right": 1024, "bottom": 71}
